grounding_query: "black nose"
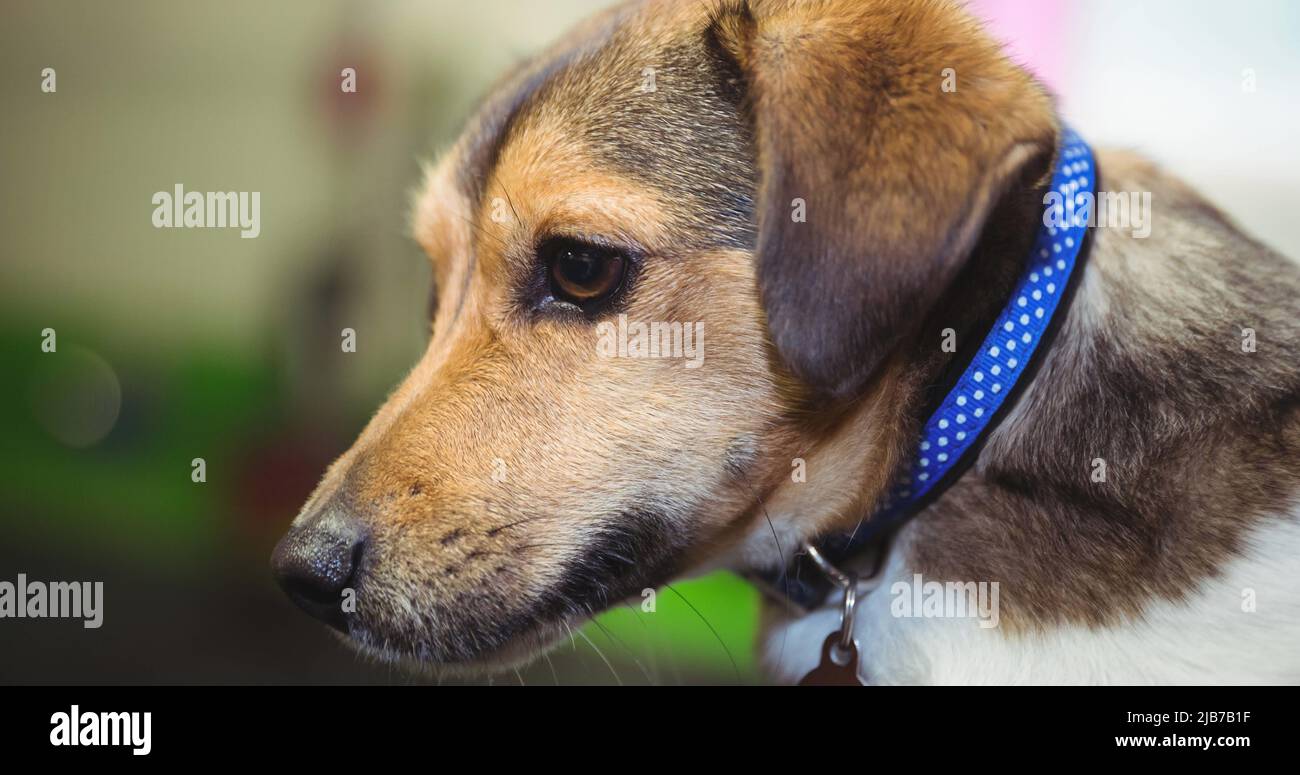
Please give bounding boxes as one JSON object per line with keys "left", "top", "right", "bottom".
{"left": 271, "top": 504, "right": 367, "bottom": 632}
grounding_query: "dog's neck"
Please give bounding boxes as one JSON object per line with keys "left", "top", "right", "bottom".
{"left": 722, "top": 134, "right": 1060, "bottom": 594}
{"left": 736, "top": 143, "right": 1300, "bottom": 682}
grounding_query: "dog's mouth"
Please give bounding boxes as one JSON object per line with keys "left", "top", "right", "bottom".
{"left": 340, "top": 608, "right": 580, "bottom": 677}
{"left": 319, "top": 512, "right": 691, "bottom": 674}
{"left": 333, "top": 579, "right": 659, "bottom": 677}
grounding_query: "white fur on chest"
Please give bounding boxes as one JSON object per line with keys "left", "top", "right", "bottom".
{"left": 762, "top": 508, "right": 1300, "bottom": 685}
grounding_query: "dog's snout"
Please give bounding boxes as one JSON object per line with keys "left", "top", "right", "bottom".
{"left": 271, "top": 505, "right": 367, "bottom": 631}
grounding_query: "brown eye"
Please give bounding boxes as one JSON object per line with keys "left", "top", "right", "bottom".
{"left": 546, "top": 240, "right": 627, "bottom": 305}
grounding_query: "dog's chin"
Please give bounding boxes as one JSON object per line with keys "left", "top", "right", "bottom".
{"left": 335, "top": 615, "right": 580, "bottom": 679}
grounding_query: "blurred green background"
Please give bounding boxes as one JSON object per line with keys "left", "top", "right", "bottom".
{"left": 0, "top": 0, "right": 760, "bottom": 684}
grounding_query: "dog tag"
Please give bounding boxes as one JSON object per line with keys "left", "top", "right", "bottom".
{"left": 798, "top": 633, "right": 865, "bottom": 686}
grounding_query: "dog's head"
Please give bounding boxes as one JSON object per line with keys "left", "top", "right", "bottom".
{"left": 272, "top": 0, "right": 1056, "bottom": 671}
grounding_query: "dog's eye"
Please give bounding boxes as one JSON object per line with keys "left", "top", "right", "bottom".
{"left": 544, "top": 239, "right": 627, "bottom": 305}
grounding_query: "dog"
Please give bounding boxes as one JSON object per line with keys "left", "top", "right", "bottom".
{"left": 271, "top": 0, "right": 1300, "bottom": 684}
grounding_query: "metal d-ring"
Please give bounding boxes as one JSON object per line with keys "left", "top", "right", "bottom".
{"left": 802, "top": 543, "right": 858, "bottom": 660}
{"left": 837, "top": 575, "right": 857, "bottom": 656}
{"left": 803, "top": 543, "right": 851, "bottom": 589}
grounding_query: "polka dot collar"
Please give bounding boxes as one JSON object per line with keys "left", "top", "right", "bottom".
{"left": 871, "top": 128, "right": 1094, "bottom": 524}
{"left": 753, "top": 128, "right": 1095, "bottom": 611}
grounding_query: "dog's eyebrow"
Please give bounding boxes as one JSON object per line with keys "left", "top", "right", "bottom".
{"left": 456, "top": 4, "right": 640, "bottom": 211}
{"left": 457, "top": 12, "right": 758, "bottom": 255}
{"left": 456, "top": 57, "right": 567, "bottom": 210}
{"left": 456, "top": 10, "right": 630, "bottom": 213}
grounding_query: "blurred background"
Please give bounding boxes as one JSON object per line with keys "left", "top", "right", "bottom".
{"left": 1, "top": 0, "right": 1297, "bottom": 684}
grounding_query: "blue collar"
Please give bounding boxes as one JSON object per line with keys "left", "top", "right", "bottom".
{"left": 756, "top": 127, "right": 1096, "bottom": 611}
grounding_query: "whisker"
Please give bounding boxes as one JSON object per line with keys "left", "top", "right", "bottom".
{"left": 562, "top": 620, "right": 579, "bottom": 652}
{"left": 739, "top": 470, "right": 790, "bottom": 668}
{"left": 484, "top": 513, "right": 567, "bottom": 535}
{"left": 622, "top": 602, "right": 663, "bottom": 684}
{"left": 591, "top": 616, "right": 655, "bottom": 685}
{"left": 454, "top": 211, "right": 511, "bottom": 254}
{"left": 511, "top": 542, "right": 580, "bottom": 553}
{"left": 666, "top": 583, "right": 742, "bottom": 682}
{"left": 543, "top": 652, "right": 560, "bottom": 686}
{"left": 576, "top": 628, "right": 624, "bottom": 687}
{"left": 501, "top": 186, "right": 525, "bottom": 230}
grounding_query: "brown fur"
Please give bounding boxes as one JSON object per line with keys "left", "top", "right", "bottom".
{"left": 909, "top": 151, "right": 1300, "bottom": 631}
{"left": 277, "top": 0, "right": 1300, "bottom": 672}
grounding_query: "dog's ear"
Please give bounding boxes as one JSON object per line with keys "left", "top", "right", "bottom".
{"left": 709, "top": 0, "right": 1059, "bottom": 400}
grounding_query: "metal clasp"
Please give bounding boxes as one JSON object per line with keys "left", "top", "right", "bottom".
{"left": 802, "top": 543, "right": 858, "bottom": 662}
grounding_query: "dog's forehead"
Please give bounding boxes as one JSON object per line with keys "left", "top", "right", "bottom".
{"left": 430, "top": 0, "right": 757, "bottom": 255}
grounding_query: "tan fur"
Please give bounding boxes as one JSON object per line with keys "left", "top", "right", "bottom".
{"left": 278, "top": 0, "right": 1300, "bottom": 675}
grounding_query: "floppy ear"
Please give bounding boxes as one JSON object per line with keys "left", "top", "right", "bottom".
{"left": 710, "top": 0, "right": 1059, "bottom": 400}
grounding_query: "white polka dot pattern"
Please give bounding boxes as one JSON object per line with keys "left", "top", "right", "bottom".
{"left": 872, "top": 128, "right": 1093, "bottom": 521}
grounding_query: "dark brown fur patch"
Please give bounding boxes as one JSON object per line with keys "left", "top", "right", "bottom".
{"left": 908, "top": 151, "right": 1300, "bottom": 630}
